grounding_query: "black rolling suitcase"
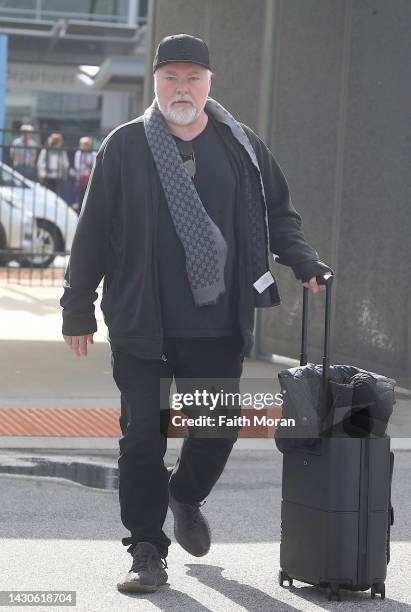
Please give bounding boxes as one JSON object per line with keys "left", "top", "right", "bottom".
{"left": 275, "top": 274, "right": 396, "bottom": 601}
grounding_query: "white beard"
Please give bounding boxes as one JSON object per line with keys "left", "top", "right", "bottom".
{"left": 156, "top": 95, "right": 205, "bottom": 126}
{"left": 163, "top": 104, "right": 200, "bottom": 125}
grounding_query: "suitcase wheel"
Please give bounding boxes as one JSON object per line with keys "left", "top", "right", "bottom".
{"left": 327, "top": 584, "right": 341, "bottom": 602}
{"left": 371, "top": 582, "right": 385, "bottom": 599}
{"left": 278, "top": 570, "right": 293, "bottom": 587}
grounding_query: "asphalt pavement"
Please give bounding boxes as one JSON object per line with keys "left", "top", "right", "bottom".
{"left": 0, "top": 447, "right": 410, "bottom": 611}
{"left": 0, "top": 281, "right": 410, "bottom": 610}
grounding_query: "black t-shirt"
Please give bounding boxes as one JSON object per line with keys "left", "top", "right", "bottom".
{"left": 157, "top": 115, "right": 240, "bottom": 337}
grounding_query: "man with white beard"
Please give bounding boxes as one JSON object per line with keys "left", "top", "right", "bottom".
{"left": 60, "top": 34, "right": 333, "bottom": 593}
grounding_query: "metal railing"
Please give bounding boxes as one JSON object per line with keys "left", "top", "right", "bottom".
{"left": 0, "top": 127, "right": 103, "bottom": 285}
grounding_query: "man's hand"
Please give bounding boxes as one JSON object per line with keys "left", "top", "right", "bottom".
{"left": 302, "top": 275, "right": 331, "bottom": 294}
{"left": 63, "top": 334, "right": 94, "bottom": 357}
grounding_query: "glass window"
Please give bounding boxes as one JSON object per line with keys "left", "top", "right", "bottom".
{"left": 139, "top": 0, "right": 148, "bottom": 19}
{"left": 0, "top": 0, "right": 36, "bottom": 19}
{"left": 0, "top": 1, "right": 36, "bottom": 9}
{"left": 0, "top": 0, "right": 133, "bottom": 23}
{"left": 41, "top": 0, "right": 129, "bottom": 22}
{"left": 0, "top": 165, "right": 27, "bottom": 188}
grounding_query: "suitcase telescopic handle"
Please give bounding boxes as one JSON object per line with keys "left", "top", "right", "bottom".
{"left": 300, "top": 273, "right": 335, "bottom": 420}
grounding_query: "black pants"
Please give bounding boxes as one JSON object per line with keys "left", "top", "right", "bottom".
{"left": 111, "top": 335, "right": 244, "bottom": 558}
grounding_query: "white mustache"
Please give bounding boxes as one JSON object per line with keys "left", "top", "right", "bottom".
{"left": 170, "top": 98, "right": 195, "bottom": 106}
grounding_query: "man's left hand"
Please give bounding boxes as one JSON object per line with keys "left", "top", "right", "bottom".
{"left": 302, "top": 276, "right": 329, "bottom": 294}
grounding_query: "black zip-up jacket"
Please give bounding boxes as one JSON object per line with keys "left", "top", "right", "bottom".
{"left": 60, "top": 114, "right": 333, "bottom": 359}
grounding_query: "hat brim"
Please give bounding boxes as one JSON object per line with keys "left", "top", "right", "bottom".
{"left": 153, "top": 59, "right": 211, "bottom": 73}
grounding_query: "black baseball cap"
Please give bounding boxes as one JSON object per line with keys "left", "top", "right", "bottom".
{"left": 153, "top": 34, "right": 211, "bottom": 73}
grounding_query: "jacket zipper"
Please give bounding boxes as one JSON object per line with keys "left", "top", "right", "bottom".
{"left": 151, "top": 169, "right": 166, "bottom": 362}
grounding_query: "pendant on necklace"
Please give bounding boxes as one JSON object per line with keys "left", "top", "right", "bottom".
{"left": 185, "top": 158, "right": 196, "bottom": 178}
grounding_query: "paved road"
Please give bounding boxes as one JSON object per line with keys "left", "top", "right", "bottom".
{"left": 0, "top": 282, "right": 410, "bottom": 609}
{"left": 0, "top": 448, "right": 410, "bottom": 611}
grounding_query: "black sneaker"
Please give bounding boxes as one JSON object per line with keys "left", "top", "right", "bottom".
{"left": 117, "top": 542, "right": 168, "bottom": 593}
{"left": 168, "top": 494, "right": 211, "bottom": 557}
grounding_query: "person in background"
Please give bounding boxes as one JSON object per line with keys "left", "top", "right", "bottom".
{"left": 73, "top": 137, "right": 97, "bottom": 213}
{"left": 37, "top": 132, "right": 70, "bottom": 194}
{"left": 10, "top": 124, "right": 38, "bottom": 181}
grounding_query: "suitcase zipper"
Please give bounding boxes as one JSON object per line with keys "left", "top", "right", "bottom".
{"left": 357, "top": 439, "right": 370, "bottom": 588}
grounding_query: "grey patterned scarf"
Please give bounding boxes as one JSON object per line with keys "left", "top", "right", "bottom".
{"left": 143, "top": 96, "right": 275, "bottom": 307}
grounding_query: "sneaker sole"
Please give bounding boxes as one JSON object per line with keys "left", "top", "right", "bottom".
{"left": 117, "top": 570, "right": 168, "bottom": 593}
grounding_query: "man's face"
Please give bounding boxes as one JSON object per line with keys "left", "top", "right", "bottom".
{"left": 154, "top": 63, "right": 211, "bottom": 126}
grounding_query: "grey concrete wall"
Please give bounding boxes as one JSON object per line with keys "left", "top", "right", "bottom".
{"left": 144, "top": 0, "right": 265, "bottom": 126}
{"left": 146, "top": 0, "right": 411, "bottom": 388}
